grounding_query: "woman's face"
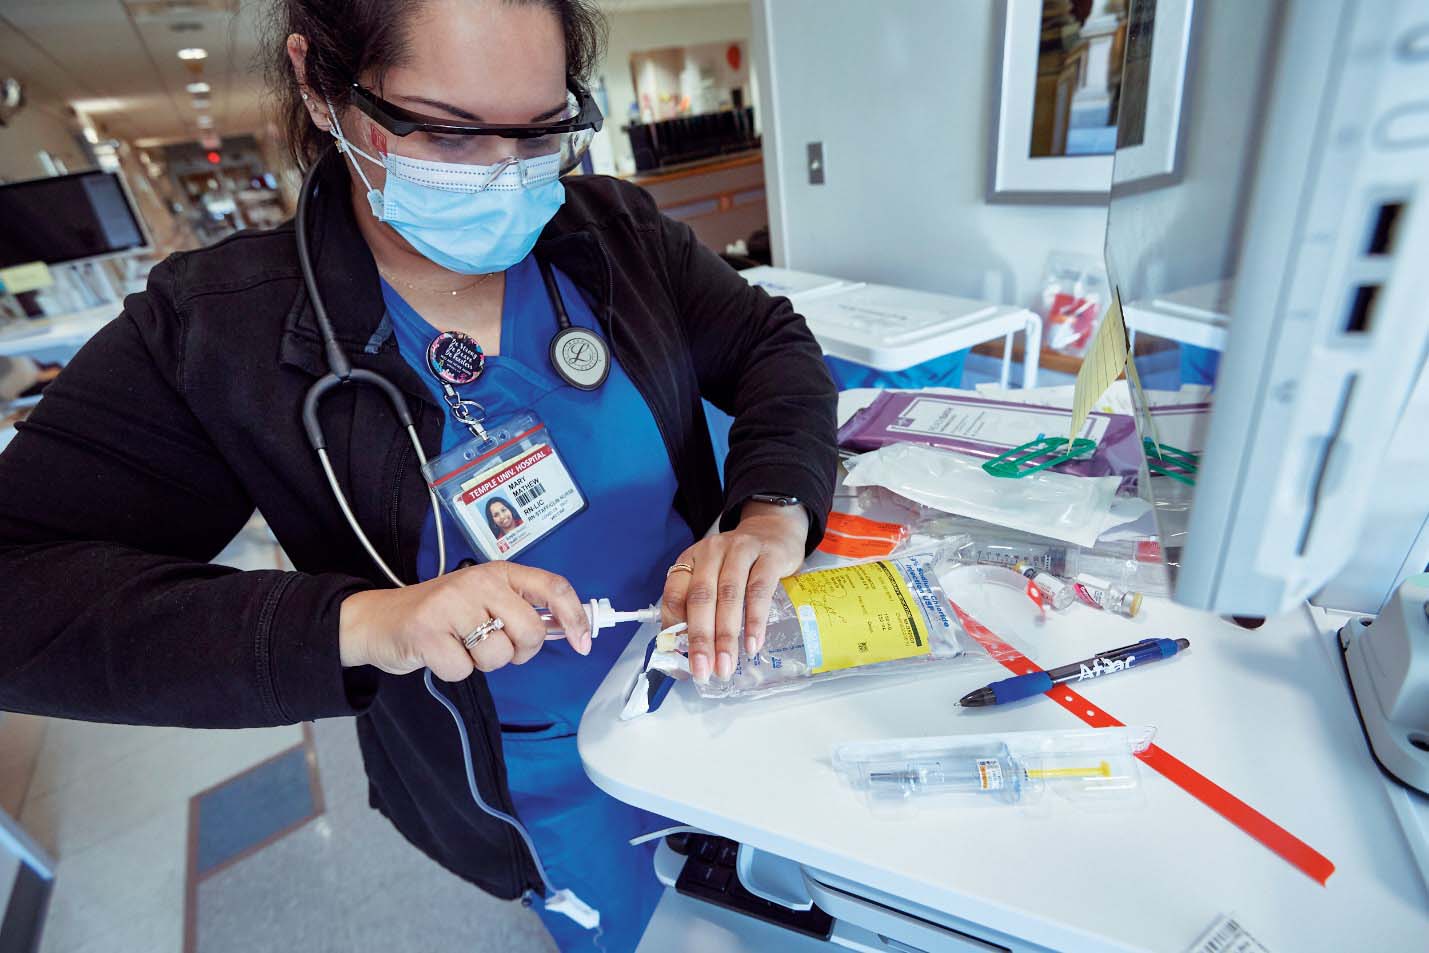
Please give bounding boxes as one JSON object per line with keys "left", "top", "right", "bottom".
{"left": 317, "top": 0, "right": 569, "bottom": 190}
{"left": 490, "top": 501, "right": 515, "bottom": 530}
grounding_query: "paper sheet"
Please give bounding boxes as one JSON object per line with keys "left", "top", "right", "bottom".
{"left": 1069, "top": 287, "right": 1131, "bottom": 444}
{"left": 0, "top": 261, "right": 53, "bottom": 294}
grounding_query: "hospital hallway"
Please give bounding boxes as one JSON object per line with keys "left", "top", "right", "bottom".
{"left": 2, "top": 529, "right": 558, "bottom": 953}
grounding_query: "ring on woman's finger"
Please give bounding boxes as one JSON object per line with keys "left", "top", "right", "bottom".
{"left": 461, "top": 617, "right": 505, "bottom": 649}
{"left": 666, "top": 562, "right": 694, "bottom": 577}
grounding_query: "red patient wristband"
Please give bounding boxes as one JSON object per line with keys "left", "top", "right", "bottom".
{"left": 947, "top": 598, "right": 1335, "bottom": 885}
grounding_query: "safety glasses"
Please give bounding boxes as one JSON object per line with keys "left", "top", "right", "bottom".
{"left": 349, "top": 81, "right": 604, "bottom": 174}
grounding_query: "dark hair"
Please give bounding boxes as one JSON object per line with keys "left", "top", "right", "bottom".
{"left": 264, "top": 0, "right": 607, "bottom": 170}
{"left": 485, "top": 497, "right": 522, "bottom": 537}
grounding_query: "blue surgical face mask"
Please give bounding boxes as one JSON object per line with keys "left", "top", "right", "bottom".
{"left": 328, "top": 104, "right": 565, "bottom": 275}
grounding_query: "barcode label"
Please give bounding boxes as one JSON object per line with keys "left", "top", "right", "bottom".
{"left": 1187, "top": 914, "right": 1268, "bottom": 953}
{"left": 976, "top": 758, "right": 1004, "bottom": 791}
{"left": 513, "top": 480, "right": 546, "bottom": 508}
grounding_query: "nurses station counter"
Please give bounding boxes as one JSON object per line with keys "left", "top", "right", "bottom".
{"left": 577, "top": 538, "right": 1429, "bottom": 951}
{"left": 620, "top": 150, "right": 766, "bottom": 257}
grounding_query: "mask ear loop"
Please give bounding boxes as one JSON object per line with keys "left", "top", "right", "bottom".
{"left": 326, "top": 100, "right": 388, "bottom": 217}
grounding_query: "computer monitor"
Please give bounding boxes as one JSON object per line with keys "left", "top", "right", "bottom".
{"left": 1105, "top": 0, "right": 1429, "bottom": 616}
{"left": 0, "top": 170, "right": 151, "bottom": 270}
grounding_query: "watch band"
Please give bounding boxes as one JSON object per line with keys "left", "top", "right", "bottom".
{"left": 748, "top": 493, "right": 802, "bottom": 507}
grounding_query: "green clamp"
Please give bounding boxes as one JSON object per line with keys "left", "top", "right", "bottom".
{"left": 1143, "top": 437, "right": 1199, "bottom": 485}
{"left": 982, "top": 436, "right": 1097, "bottom": 479}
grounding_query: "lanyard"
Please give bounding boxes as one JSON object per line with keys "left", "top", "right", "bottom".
{"left": 424, "top": 257, "right": 611, "bottom": 439}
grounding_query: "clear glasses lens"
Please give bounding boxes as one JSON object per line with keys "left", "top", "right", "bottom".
{"left": 360, "top": 88, "right": 597, "bottom": 181}
{"left": 395, "top": 129, "right": 591, "bottom": 178}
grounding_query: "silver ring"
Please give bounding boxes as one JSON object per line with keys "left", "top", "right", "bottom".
{"left": 461, "top": 617, "right": 504, "bottom": 649}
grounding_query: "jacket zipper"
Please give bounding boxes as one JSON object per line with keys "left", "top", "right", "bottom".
{"left": 387, "top": 403, "right": 419, "bottom": 581}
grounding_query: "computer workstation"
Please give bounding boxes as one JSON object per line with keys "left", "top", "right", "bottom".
{"left": 581, "top": 2, "right": 1429, "bottom": 949}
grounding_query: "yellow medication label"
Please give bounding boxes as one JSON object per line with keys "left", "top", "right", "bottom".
{"left": 779, "top": 560, "right": 931, "bottom": 674}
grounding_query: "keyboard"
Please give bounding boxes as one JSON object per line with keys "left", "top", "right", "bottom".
{"left": 669, "top": 832, "right": 835, "bottom": 941}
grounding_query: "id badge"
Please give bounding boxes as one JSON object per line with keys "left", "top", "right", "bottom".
{"left": 422, "top": 410, "right": 587, "bottom": 561}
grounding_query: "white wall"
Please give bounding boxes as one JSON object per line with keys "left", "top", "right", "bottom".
{"left": 0, "top": 107, "right": 90, "bottom": 183}
{"left": 753, "top": 0, "right": 1108, "bottom": 307}
{"left": 594, "top": 1, "right": 753, "bottom": 174}
{"left": 1103, "top": 0, "right": 1279, "bottom": 305}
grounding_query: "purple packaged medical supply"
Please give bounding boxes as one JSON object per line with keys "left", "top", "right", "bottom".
{"left": 837, "top": 392, "right": 1143, "bottom": 486}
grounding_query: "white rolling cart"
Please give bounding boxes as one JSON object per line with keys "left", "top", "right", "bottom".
{"left": 741, "top": 267, "right": 1043, "bottom": 390}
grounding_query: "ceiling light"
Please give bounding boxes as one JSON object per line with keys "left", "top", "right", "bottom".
{"left": 186, "top": 81, "right": 210, "bottom": 94}
{"left": 82, "top": 127, "right": 100, "bottom": 144}
{"left": 196, "top": 115, "right": 214, "bottom": 127}
{"left": 71, "top": 97, "right": 126, "bottom": 114}
{"left": 192, "top": 96, "right": 210, "bottom": 109}
{"left": 177, "top": 48, "right": 208, "bottom": 61}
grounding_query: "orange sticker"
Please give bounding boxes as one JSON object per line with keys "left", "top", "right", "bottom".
{"left": 816, "top": 533, "right": 899, "bottom": 558}
{"left": 825, "top": 512, "right": 906, "bottom": 543}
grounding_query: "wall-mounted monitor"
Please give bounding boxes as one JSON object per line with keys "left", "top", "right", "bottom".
{"left": 0, "top": 170, "right": 150, "bottom": 270}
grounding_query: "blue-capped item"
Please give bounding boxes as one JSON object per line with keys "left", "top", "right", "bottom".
{"left": 959, "top": 637, "right": 1190, "bottom": 708}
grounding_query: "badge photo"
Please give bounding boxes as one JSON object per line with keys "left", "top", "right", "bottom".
{"left": 421, "top": 411, "right": 588, "bottom": 561}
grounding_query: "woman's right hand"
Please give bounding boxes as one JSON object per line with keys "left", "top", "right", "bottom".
{"left": 338, "top": 563, "right": 592, "bottom": 682}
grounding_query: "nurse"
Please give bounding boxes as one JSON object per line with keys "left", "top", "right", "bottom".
{"left": 0, "top": 1, "right": 837, "bottom": 951}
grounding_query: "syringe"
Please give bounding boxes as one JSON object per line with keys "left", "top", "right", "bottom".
{"left": 866, "top": 755, "right": 1112, "bottom": 803}
{"left": 537, "top": 598, "right": 661, "bottom": 638}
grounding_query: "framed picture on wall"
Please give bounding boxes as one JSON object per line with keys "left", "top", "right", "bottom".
{"left": 989, "top": 0, "right": 1194, "bottom": 200}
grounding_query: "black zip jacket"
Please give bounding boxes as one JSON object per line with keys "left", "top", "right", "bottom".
{"left": 0, "top": 150, "right": 837, "bottom": 897}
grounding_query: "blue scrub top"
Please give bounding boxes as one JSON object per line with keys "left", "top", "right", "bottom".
{"left": 381, "top": 255, "right": 694, "bottom": 731}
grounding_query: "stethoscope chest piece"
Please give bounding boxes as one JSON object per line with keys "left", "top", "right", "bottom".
{"left": 550, "top": 324, "right": 610, "bottom": 391}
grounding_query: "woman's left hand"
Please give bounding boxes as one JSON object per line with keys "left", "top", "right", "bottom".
{"left": 660, "top": 501, "right": 810, "bottom": 683}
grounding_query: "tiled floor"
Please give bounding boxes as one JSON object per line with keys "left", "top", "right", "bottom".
{"left": 191, "top": 718, "right": 556, "bottom": 953}
{"left": 28, "top": 720, "right": 303, "bottom": 953}
{"left": 24, "top": 715, "right": 558, "bottom": 953}
{"left": 20, "top": 521, "right": 558, "bottom": 953}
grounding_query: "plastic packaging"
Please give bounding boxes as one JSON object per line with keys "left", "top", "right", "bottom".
{"left": 820, "top": 486, "right": 1175, "bottom": 597}
{"left": 815, "top": 510, "right": 910, "bottom": 559}
{"left": 842, "top": 443, "right": 1141, "bottom": 548}
{"left": 835, "top": 390, "right": 1143, "bottom": 489}
{"left": 1038, "top": 252, "right": 1108, "bottom": 357}
{"left": 899, "top": 509, "right": 1174, "bottom": 597}
{"left": 648, "top": 542, "right": 1016, "bottom": 701}
{"left": 834, "top": 726, "right": 1153, "bottom": 808}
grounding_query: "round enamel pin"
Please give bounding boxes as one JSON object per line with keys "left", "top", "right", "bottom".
{"left": 427, "top": 331, "right": 486, "bottom": 386}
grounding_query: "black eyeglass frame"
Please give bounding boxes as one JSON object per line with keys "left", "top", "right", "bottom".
{"left": 348, "top": 80, "right": 605, "bottom": 139}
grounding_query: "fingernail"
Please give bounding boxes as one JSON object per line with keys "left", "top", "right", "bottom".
{"left": 691, "top": 653, "right": 711, "bottom": 684}
{"left": 745, "top": 636, "right": 757, "bottom": 656}
{"left": 716, "top": 650, "right": 733, "bottom": 679}
{"left": 580, "top": 634, "right": 592, "bottom": 656}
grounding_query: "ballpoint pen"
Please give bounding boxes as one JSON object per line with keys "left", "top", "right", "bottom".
{"left": 957, "top": 637, "right": 1190, "bottom": 707}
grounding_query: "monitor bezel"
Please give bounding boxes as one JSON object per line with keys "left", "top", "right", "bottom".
{"left": 0, "top": 168, "right": 154, "bottom": 271}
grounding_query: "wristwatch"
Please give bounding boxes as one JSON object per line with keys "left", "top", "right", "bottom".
{"left": 747, "top": 493, "right": 802, "bottom": 508}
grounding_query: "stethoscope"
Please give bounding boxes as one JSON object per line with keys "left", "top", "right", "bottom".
{"left": 295, "top": 150, "right": 609, "bottom": 588}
